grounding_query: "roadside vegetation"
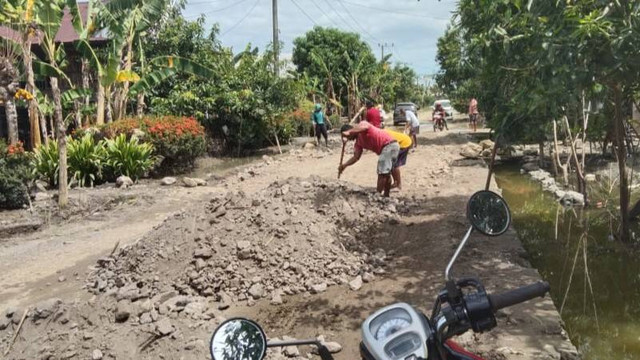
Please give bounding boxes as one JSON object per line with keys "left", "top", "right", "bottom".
{"left": 0, "top": 0, "right": 431, "bottom": 210}
{"left": 436, "top": 0, "right": 640, "bottom": 242}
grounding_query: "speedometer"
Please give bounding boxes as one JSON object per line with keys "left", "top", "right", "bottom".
{"left": 376, "top": 318, "right": 411, "bottom": 340}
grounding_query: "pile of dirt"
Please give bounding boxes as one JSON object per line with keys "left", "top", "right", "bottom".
{"left": 0, "top": 176, "right": 411, "bottom": 359}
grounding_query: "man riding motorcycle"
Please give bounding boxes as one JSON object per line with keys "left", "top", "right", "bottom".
{"left": 432, "top": 103, "right": 448, "bottom": 131}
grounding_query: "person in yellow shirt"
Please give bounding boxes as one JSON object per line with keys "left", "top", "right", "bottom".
{"left": 384, "top": 129, "right": 412, "bottom": 190}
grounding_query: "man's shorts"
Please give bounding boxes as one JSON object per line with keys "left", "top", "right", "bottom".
{"left": 378, "top": 142, "right": 400, "bottom": 175}
{"left": 411, "top": 126, "right": 420, "bottom": 135}
{"left": 470, "top": 114, "right": 478, "bottom": 123}
{"left": 394, "top": 148, "right": 409, "bottom": 168}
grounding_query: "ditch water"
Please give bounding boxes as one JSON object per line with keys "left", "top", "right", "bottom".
{"left": 495, "top": 166, "right": 640, "bottom": 360}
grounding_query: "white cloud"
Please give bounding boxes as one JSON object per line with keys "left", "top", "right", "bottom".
{"left": 183, "top": 0, "right": 456, "bottom": 75}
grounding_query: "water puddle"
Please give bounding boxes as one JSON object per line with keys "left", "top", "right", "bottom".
{"left": 495, "top": 165, "right": 640, "bottom": 360}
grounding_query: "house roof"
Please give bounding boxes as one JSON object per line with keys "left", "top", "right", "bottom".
{"left": 0, "top": 2, "right": 109, "bottom": 45}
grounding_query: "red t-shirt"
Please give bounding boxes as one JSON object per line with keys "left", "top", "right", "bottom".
{"left": 365, "top": 107, "right": 382, "bottom": 128}
{"left": 354, "top": 121, "right": 394, "bottom": 155}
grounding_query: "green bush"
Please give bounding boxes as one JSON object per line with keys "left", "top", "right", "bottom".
{"left": 103, "top": 134, "right": 154, "bottom": 181}
{"left": 32, "top": 140, "right": 60, "bottom": 187}
{"left": 68, "top": 134, "right": 105, "bottom": 187}
{"left": 0, "top": 140, "right": 32, "bottom": 209}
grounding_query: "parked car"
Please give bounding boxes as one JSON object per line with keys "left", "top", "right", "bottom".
{"left": 393, "top": 102, "right": 419, "bottom": 126}
{"left": 431, "top": 99, "right": 454, "bottom": 121}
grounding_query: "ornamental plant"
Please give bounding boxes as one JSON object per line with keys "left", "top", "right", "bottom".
{"left": 142, "top": 116, "right": 206, "bottom": 172}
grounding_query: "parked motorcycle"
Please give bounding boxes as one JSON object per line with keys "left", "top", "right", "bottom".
{"left": 209, "top": 190, "right": 550, "bottom": 360}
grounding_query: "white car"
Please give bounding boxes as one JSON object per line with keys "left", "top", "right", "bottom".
{"left": 432, "top": 100, "right": 454, "bottom": 121}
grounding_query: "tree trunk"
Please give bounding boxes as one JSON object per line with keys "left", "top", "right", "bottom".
{"left": 73, "top": 100, "right": 82, "bottom": 129}
{"left": 96, "top": 83, "right": 105, "bottom": 125}
{"left": 22, "top": 31, "right": 41, "bottom": 148}
{"left": 114, "top": 35, "right": 134, "bottom": 121}
{"left": 564, "top": 116, "right": 588, "bottom": 206}
{"left": 50, "top": 77, "right": 68, "bottom": 208}
{"left": 81, "top": 58, "right": 90, "bottom": 126}
{"left": 613, "top": 85, "right": 629, "bottom": 242}
{"left": 1, "top": 89, "right": 19, "bottom": 145}
{"left": 106, "top": 88, "right": 113, "bottom": 124}
{"left": 136, "top": 92, "right": 145, "bottom": 118}
{"left": 553, "top": 119, "right": 569, "bottom": 185}
{"left": 538, "top": 141, "right": 545, "bottom": 168}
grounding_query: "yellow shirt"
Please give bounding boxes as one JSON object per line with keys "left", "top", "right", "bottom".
{"left": 384, "top": 129, "right": 412, "bottom": 149}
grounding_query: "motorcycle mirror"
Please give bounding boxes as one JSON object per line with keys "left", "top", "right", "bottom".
{"left": 466, "top": 190, "right": 511, "bottom": 236}
{"left": 210, "top": 318, "right": 267, "bottom": 360}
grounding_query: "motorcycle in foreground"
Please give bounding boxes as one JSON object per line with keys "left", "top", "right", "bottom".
{"left": 209, "top": 190, "right": 551, "bottom": 360}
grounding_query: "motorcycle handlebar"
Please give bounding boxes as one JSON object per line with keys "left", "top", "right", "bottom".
{"left": 488, "top": 281, "right": 550, "bottom": 312}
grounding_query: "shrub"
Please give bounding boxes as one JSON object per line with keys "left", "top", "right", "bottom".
{"left": 143, "top": 116, "right": 206, "bottom": 172}
{"left": 103, "top": 134, "right": 154, "bottom": 181}
{"left": 32, "top": 140, "right": 60, "bottom": 187}
{"left": 0, "top": 140, "right": 32, "bottom": 209}
{"left": 101, "top": 118, "right": 141, "bottom": 139}
{"left": 68, "top": 134, "right": 105, "bottom": 187}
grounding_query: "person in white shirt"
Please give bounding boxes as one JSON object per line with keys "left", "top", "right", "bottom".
{"left": 377, "top": 104, "right": 386, "bottom": 128}
{"left": 401, "top": 109, "right": 420, "bottom": 149}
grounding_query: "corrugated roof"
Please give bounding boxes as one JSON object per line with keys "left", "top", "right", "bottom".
{"left": 0, "top": 2, "right": 108, "bottom": 45}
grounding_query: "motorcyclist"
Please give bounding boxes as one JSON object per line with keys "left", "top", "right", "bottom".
{"left": 432, "top": 103, "right": 448, "bottom": 130}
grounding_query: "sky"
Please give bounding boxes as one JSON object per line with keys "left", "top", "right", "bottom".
{"left": 182, "top": 0, "right": 458, "bottom": 77}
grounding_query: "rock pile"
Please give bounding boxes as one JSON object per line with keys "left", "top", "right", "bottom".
{"left": 87, "top": 176, "right": 405, "bottom": 312}
{"left": 526, "top": 169, "right": 585, "bottom": 206}
{"left": 460, "top": 140, "right": 495, "bottom": 159}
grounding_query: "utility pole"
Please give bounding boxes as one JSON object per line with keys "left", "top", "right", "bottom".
{"left": 272, "top": 0, "right": 279, "bottom": 76}
{"left": 378, "top": 43, "right": 387, "bottom": 60}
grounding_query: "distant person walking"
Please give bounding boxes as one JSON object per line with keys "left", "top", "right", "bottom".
{"left": 378, "top": 104, "right": 386, "bottom": 128}
{"left": 339, "top": 121, "right": 399, "bottom": 197}
{"left": 311, "top": 103, "right": 328, "bottom": 146}
{"left": 468, "top": 97, "right": 479, "bottom": 132}
{"left": 365, "top": 100, "right": 382, "bottom": 128}
{"left": 384, "top": 129, "right": 412, "bottom": 190}
{"left": 401, "top": 108, "right": 420, "bottom": 149}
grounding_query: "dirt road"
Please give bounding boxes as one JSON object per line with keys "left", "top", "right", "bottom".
{"left": 0, "top": 122, "right": 577, "bottom": 359}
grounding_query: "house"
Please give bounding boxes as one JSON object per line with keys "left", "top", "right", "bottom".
{"left": 0, "top": 2, "right": 109, "bottom": 147}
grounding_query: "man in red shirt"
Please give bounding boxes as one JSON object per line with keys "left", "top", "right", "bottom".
{"left": 364, "top": 100, "right": 382, "bottom": 128}
{"left": 338, "top": 121, "right": 400, "bottom": 197}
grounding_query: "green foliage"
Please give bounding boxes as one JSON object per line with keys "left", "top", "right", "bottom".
{"left": 32, "top": 140, "right": 60, "bottom": 187}
{"left": 143, "top": 116, "right": 206, "bottom": 172}
{"left": 67, "top": 134, "right": 105, "bottom": 187}
{"left": 103, "top": 134, "right": 154, "bottom": 180}
{"left": 0, "top": 140, "right": 32, "bottom": 209}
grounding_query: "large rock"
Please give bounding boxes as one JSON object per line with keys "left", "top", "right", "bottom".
{"left": 116, "top": 176, "right": 133, "bottom": 188}
{"left": 156, "top": 318, "right": 174, "bottom": 336}
{"left": 349, "top": 276, "right": 363, "bottom": 291}
{"left": 480, "top": 139, "right": 495, "bottom": 150}
{"left": 115, "top": 300, "right": 132, "bottom": 322}
{"left": 34, "top": 298, "right": 62, "bottom": 319}
{"left": 182, "top": 177, "right": 198, "bottom": 188}
{"left": 161, "top": 177, "right": 177, "bottom": 186}
{"left": 460, "top": 143, "right": 482, "bottom": 159}
{"left": 248, "top": 283, "right": 264, "bottom": 299}
{"left": 560, "top": 191, "right": 585, "bottom": 206}
{"left": 521, "top": 162, "right": 540, "bottom": 172}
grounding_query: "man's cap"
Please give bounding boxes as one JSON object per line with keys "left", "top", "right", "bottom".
{"left": 314, "top": 104, "right": 322, "bottom": 111}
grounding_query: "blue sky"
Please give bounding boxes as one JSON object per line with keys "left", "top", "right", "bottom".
{"left": 183, "top": 0, "right": 457, "bottom": 76}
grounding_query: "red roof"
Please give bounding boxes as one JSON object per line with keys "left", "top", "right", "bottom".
{"left": 0, "top": 2, "right": 108, "bottom": 45}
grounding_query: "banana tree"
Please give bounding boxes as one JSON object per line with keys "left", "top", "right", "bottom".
{"left": 2, "top": 0, "right": 44, "bottom": 146}
{"left": 0, "top": 48, "right": 20, "bottom": 145}
{"left": 340, "top": 50, "right": 375, "bottom": 119}
{"left": 38, "top": 0, "right": 68, "bottom": 207}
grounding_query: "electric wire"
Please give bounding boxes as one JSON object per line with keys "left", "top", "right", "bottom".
{"left": 335, "top": 0, "right": 380, "bottom": 43}
{"left": 340, "top": 0, "right": 447, "bottom": 20}
{"left": 320, "top": 0, "right": 360, "bottom": 34}
{"left": 220, "top": 0, "right": 262, "bottom": 35}
{"left": 306, "top": 0, "right": 342, "bottom": 29}
{"left": 184, "top": 0, "right": 251, "bottom": 18}
{"left": 289, "top": 0, "right": 320, "bottom": 26}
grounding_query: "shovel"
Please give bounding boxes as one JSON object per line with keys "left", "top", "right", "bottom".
{"left": 338, "top": 141, "right": 346, "bottom": 179}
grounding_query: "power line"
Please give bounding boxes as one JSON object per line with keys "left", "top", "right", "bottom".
{"left": 306, "top": 0, "right": 342, "bottom": 28}
{"left": 335, "top": 0, "right": 380, "bottom": 43}
{"left": 289, "top": 0, "right": 319, "bottom": 26}
{"left": 221, "top": 0, "right": 262, "bottom": 35}
{"left": 320, "top": 0, "right": 360, "bottom": 34}
{"left": 340, "top": 0, "right": 447, "bottom": 20}
{"left": 185, "top": 0, "right": 251, "bottom": 18}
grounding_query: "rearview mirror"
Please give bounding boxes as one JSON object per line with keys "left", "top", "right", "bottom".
{"left": 467, "top": 191, "right": 511, "bottom": 236}
{"left": 210, "top": 318, "right": 267, "bottom": 360}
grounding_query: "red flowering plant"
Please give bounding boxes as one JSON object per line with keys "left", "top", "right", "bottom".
{"left": 0, "top": 140, "right": 33, "bottom": 209}
{"left": 143, "top": 116, "right": 206, "bottom": 172}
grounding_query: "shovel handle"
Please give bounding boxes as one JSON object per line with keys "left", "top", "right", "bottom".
{"left": 338, "top": 142, "right": 346, "bottom": 179}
